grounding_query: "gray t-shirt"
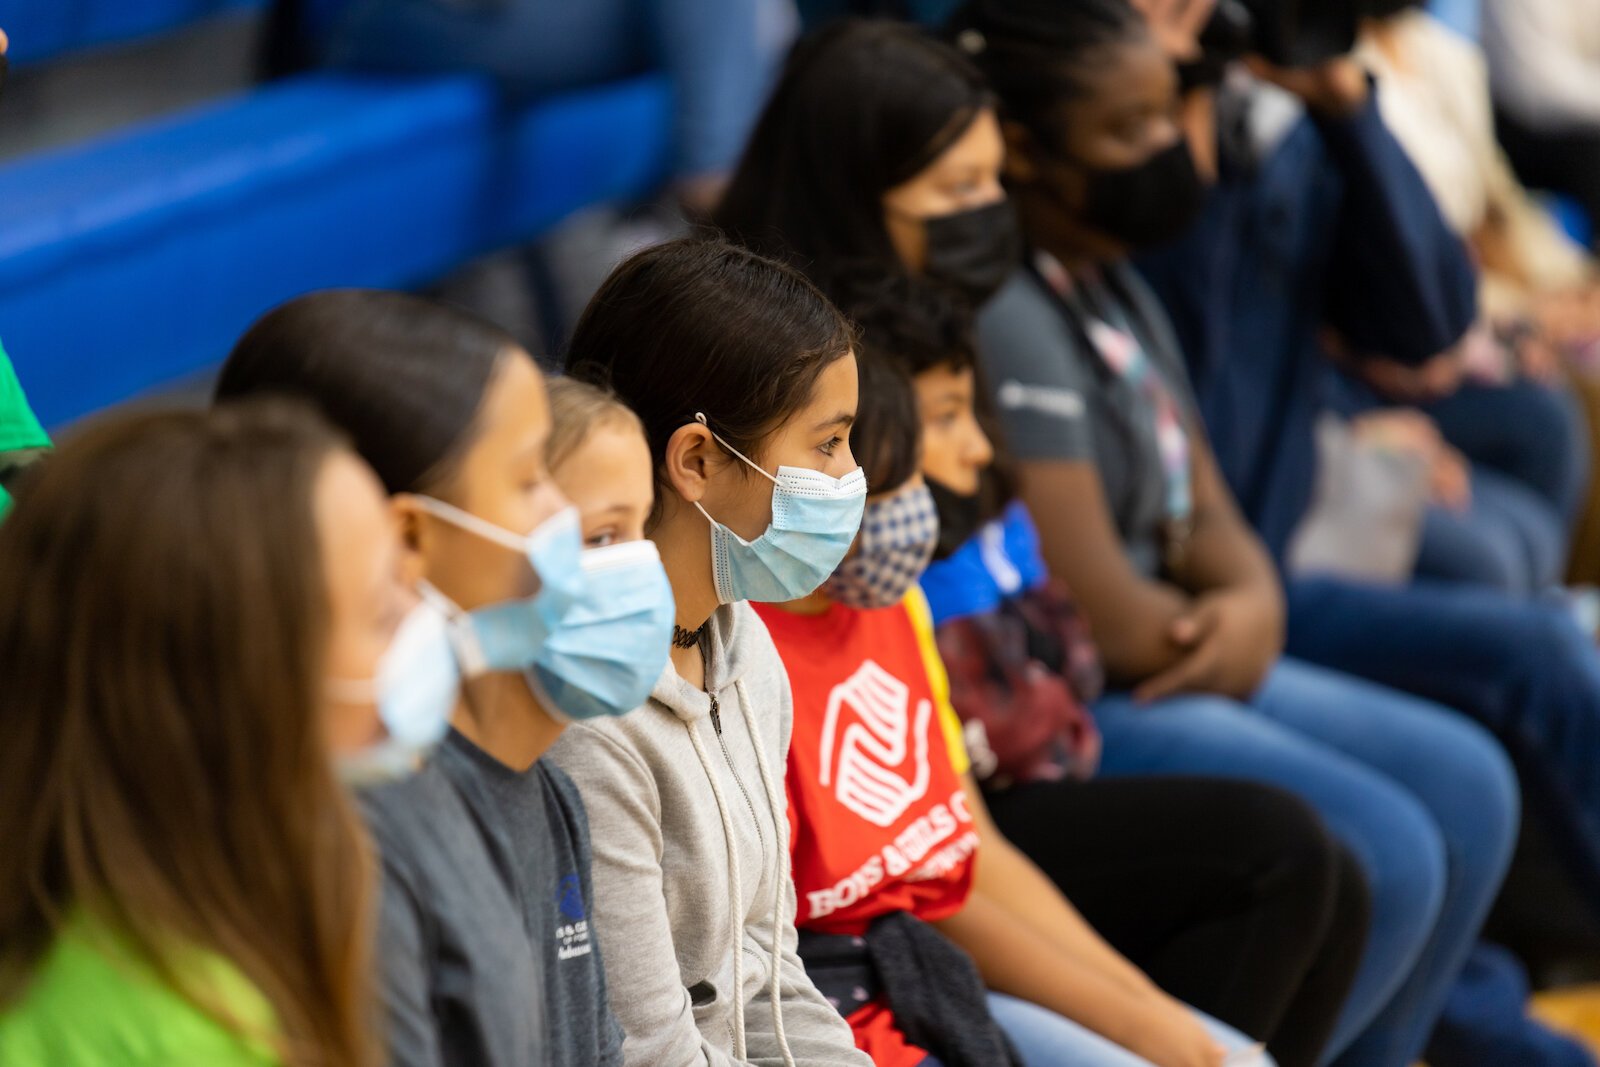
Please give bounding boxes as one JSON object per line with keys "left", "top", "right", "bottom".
{"left": 360, "top": 730, "right": 625, "bottom": 1067}
{"left": 977, "top": 262, "right": 1200, "bottom": 578}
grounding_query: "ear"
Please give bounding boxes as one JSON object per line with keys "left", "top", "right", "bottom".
{"left": 390, "top": 494, "right": 432, "bottom": 586}
{"left": 662, "top": 421, "right": 721, "bottom": 507}
{"left": 1001, "top": 120, "right": 1040, "bottom": 184}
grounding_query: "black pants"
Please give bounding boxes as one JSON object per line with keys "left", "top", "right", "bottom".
{"left": 983, "top": 775, "right": 1370, "bottom": 1067}
{"left": 1496, "top": 108, "right": 1600, "bottom": 250}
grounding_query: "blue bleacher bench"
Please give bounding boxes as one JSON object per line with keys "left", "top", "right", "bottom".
{"left": 0, "top": 0, "right": 673, "bottom": 426}
{"left": 0, "top": 69, "right": 672, "bottom": 427}
{"left": 3, "top": 0, "right": 267, "bottom": 67}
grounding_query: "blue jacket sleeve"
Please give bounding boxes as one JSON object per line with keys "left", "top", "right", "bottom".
{"left": 1314, "top": 87, "right": 1478, "bottom": 365}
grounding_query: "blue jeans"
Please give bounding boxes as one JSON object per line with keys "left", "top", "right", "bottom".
{"left": 323, "top": 0, "right": 791, "bottom": 176}
{"left": 1415, "top": 467, "right": 1568, "bottom": 595}
{"left": 984, "top": 993, "right": 1272, "bottom": 1066}
{"left": 1425, "top": 379, "right": 1589, "bottom": 523}
{"left": 1288, "top": 575, "right": 1600, "bottom": 903}
{"left": 1093, "top": 660, "right": 1517, "bottom": 1067}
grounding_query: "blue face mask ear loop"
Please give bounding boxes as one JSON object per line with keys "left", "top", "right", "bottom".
{"left": 416, "top": 578, "right": 492, "bottom": 682}
{"left": 689, "top": 412, "right": 781, "bottom": 535}
{"left": 694, "top": 412, "right": 779, "bottom": 485}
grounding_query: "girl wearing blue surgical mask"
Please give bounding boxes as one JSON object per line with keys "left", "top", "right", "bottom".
{"left": 544, "top": 377, "right": 677, "bottom": 722}
{"left": 551, "top": 238, "right": 874, "bottom": 1066}
{"left": 216, "top": 292, "right": 636, "bottom": 1067}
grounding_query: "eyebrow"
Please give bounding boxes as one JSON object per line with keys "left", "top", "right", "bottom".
{"left": 815, "top": 412, "right": 855, "bottom": 431}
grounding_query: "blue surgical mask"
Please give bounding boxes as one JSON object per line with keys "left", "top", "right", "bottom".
{"left": 692, "top": 414, "right": 867, "bottom": 605}
{"left": 415, "top": 498, "right": 586, "bottom": 674}
{"left": 528, "top": 539, "right": 675, "bottom": 721}
{"left": 825, "top": 483, "right": 940, "bottom": 609}
{"left": 331, "top": 588, "right": 464, "bottom": 785}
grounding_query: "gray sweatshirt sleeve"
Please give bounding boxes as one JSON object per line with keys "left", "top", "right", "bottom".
{"left": 372, "top": 859, "right": 447, "bottom": 1067}
{"left": 553, "top": 726, "right": 749, "bottom": 1067}
{"left": 569, "top": 785, "right": 628, "bottom": 1066}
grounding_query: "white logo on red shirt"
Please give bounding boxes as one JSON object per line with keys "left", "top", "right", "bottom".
{"left": 818, "top": 660, "right": 933, "bottom": 827}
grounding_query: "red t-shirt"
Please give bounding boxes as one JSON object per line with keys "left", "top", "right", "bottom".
{"left": 756, "top": 589, "right": 978, "bottom": 1067}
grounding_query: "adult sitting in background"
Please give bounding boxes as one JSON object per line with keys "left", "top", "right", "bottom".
{"left": 1356, "top": 2, "right": 1600, "bottom": 592}
{"left": 1125, "top": 1, "right": 1600, "bottom": 1060}
{"left": 1132, "top": 0, "right": 1600, "bottom": 893}
{"left": 276, "top": 0, "right": 793, "bottom": 218}
{"left": 1483, "top": 0, "right": 1600, "bottom": 254}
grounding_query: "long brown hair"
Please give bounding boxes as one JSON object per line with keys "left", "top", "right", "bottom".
{"left": 0, "top": 401, "right": 379, "bottom": 1067}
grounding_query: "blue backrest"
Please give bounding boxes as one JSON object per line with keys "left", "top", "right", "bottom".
{"left": 2, "top": 0, "right": 268, "bottom": 66}
{"left": 0, "top": 71, "right": 672, "bottom": 426}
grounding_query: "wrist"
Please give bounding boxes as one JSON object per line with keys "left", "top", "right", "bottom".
{"left": 1306, "top": 60, "right": 1371, "bottom": 119}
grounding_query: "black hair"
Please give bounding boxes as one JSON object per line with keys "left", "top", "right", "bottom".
{"left": 842, "top": 273, "right": 978, "bottom": 380}
{"left": 952, "top": 0, "right": 1149, "bottom": 152}
{"left": 843, "top": 272, "right": 1018, "bottom": 526}
{"left": 214, "top": 289, "right": 518, "bottom": 495}
{"left": 563, "top": 238, "right": 856, "bottom": 519}
{"left": 851, "top": 353, "right": 922, "bottom": 494}
{"left": 714, "top": 19, "right": 994, "bottom": 286}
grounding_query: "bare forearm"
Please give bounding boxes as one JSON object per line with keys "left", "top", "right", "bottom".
{"left": 1178, "top": 506, "right": 1282, "bottom": 607}
{"left": 1017, "top": 465, "right": 1193, "bottom": 679}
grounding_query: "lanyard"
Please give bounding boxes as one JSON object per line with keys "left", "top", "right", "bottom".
{"left": 1033, "top": 252, "right": 1195, "bottom": 566}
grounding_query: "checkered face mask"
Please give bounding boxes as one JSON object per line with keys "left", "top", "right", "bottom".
{"left": 824, "top": 482, "right": 940, "bottom": 610}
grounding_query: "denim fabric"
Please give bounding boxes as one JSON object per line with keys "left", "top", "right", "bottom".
{"left": 1093, "top": 659, "right": 1517, "bottom": 1067}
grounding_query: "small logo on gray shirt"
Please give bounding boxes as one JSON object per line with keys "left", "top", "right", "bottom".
{"left": 996, "top": 379, "right": 1085, "bottom": 420}
{"left": 556, "top": 873, "right": 593, "bottom": 961}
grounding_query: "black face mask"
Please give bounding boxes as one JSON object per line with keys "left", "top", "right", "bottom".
{"left": 927, "top": 476, "right": 985, "bottom": 561}
{"left": 920, "top": 199, "right": 1023, "bottom": 307}
{"left": 1067, "top": 139, "right": 1207, "bottom": 250}
{"left": 1363, "top": 0, "right": 1426, "bottom": 16}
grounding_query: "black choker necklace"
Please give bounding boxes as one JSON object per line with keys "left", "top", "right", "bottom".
{"left": 672, "top": 623, "right": 707, "bottom": 650}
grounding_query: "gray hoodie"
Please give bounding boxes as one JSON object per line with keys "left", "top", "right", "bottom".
{"left": 547, "top": 601, "right": 872, "bottom": 1067}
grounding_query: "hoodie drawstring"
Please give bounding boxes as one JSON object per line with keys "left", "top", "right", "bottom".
{"left": 686, "top": 717, "right": 749, "bottom": 1060}
{"left": 736, "top": 677, "right": 798, "bottom": 1067}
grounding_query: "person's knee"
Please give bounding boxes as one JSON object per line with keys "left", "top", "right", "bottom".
{"left": 1216, "top": 781, "right": 1345, "bottom": 908}
{"left": 1424, "top": 716, "right": 1521, "bottom": 878}
{"left": 1415, "top": 508, "right": 1528, "bottom": 595}
{"left": 1340, "top": 785, "right": 1449, "bottom": 940}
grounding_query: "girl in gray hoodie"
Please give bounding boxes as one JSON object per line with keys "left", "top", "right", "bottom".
{"left": 550, "top": 238, "right": 875, "bottom": 1067}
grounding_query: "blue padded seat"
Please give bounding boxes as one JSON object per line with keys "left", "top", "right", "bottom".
{"left": 0, "top": 71, "right": 671, "bottom": 425}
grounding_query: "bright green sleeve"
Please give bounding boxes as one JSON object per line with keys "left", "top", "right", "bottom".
{"left": 0, "top": 923, "right": 281, "bottom": 1067}
{"left": 0, "top": 339, "right": 48, "bottom": 454}
{"left": 0, "top": 337, "right": 50, "bottom": 516}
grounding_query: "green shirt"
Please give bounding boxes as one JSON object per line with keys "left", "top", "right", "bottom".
{"left": 0, "top": 338, "right": 50, "bottom": 516}
{"left": 0, "top": 919, "right": 280, "bottom": 1067}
